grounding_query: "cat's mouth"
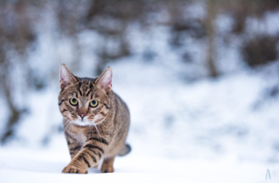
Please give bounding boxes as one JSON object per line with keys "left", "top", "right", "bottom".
{"left": 72, "top": 117, "right": 92, "bottom": 127}
{"left": 72, "top": 121, "right": 92, "bottom": 127}
{"left": 70, "top": 113, "right": 108, "bottom": 126}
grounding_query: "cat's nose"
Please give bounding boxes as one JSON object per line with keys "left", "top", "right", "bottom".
{"left": 79, "top": 113, "right": 86, "bottom": 119}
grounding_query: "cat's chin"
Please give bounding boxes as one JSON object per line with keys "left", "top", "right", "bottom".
{"left": 72, "top": 120, "right": 92, "bottom": 127}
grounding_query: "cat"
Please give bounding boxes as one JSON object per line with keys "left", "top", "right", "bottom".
{"left": 58, "top": 64, "right": 131, "bottom": 174}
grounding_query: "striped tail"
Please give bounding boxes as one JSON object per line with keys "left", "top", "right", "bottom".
{"left": 118, "top": 144, "right": 131, "bottom": 156}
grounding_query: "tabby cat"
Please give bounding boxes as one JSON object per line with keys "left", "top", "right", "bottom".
{"left": 58, "top": 64, "right": 131, "bottom": 174}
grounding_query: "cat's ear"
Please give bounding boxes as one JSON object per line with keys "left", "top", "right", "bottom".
{"left": 95, "top": 67, "right": 113, "bottom": 94}
{"left": 59, "top": 64, "right": 77, "bottom": 90}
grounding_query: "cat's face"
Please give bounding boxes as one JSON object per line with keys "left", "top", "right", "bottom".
{"left": 58, "top": 65, "right": 112, "bottom": 126}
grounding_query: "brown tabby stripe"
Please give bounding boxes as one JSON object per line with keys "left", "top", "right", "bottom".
{"left": 71, "top": 145, "right": 82, "bottom": 151}
{"left": 64, "top": 131, "right": 75, "bottom": 140}
{"left": 86, "top": 146, "right": 98, "bottom": 155}
{"left": 86, "top": 90, "right": 91, "bottom": 96}
{"left": 84, "top": 144, "right": 104, "bottom": 153}
{"left": 97, "top": 152, "right": 101, "bottom": 158}
{"left": 67, "top": 141, "right": 73, "bottom": 145}
{"left": 87, "top": 137, "right": 109, "bottom": 145}
{"left": 78, "top": 82, "right": 82, "bottom": 96}
{"left": 61, "top": 109, "right": 67, "bottom": 113}
{"left": 59, "top": 99, "right": 67, "bottom": 105}
{"left": 104, "top": 103, "right": 110, "bottom": 109}
{"left": 94, "top": 106, "right": 103, "bottom": 116}
{"left": 89, "top": 149, "right": 100, "bottom": 158}
{"left": 82, "top": 156, "right": 91, "bottom": 168}
{"left": 86, "top": 151, "right": 97, "bottom": 163}
{"left": 65, "top": 104, "right": 75, "bottom": 112}
{"left": 99, "top": 111, "right": 106, "bottom": 116}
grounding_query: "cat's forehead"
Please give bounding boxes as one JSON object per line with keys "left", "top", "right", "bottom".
{"left": 60, "top": 77, "right": 106, "bottom": 98}
{"left": 74, "top": 77, "right": 97, "bottom": 96}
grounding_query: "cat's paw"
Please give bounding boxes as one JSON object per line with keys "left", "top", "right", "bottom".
{"left": 101, "top": 166, "right": 114, "bottom": 173}
{"left": 62, "top": 165, "right": 85, "bottom": 174}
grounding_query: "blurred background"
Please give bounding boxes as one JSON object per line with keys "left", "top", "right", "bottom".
{"left": 0, "top": 0, "right": 279, "bottom": 163}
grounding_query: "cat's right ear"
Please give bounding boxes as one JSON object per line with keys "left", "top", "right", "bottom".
{"left": 95, "top": 67, "right": 113, "bottom": 94}
{"left": 59, "top": 64, "right": 77, "bottom": 90}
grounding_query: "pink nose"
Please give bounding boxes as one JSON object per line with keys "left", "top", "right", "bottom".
{"left": 79, "top": 113, "right": 86, "bottom": 118}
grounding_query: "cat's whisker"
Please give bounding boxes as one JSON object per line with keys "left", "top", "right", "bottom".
{"left": 98, "top": 122, "right": 106, "bottom": 129}
{"left": 64, "top": 121, "right": 70, "bottom": 131}
{"left": 64, "top": 121, "right": 74, "bottom": 138}
{"left": 92, "top": 123, "right": 101, "bottom": 141}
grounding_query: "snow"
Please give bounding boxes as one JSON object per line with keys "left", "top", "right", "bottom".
{"left": 1, "top": 146, "right": 279, "bottom": 183}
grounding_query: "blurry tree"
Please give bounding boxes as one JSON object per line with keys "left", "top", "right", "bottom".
{"left": 0, "top": 1, "right": 39, "bottom": 143}
{"left": 242, "top": 35, "right": 279, "bottom": 67}
{"left": 224, "top": 0, "right": 279, "bottom": 62}
{"left": 84, "top": 0, "right": 151, "bottom": 74}
{"left": 205, "top": 0, "right": 219, "bottom": 78}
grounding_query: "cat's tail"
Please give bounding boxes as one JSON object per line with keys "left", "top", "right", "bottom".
{"left": 118, "top": 144, "right": 131, "bottom": 156}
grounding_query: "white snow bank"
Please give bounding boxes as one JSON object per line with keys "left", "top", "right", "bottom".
{"left": 1, "top": 147, "right": 279, "bottom": 183}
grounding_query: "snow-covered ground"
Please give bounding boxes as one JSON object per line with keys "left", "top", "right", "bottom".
{"left": 1, "top": 146, "right": 279, "bottom": 183}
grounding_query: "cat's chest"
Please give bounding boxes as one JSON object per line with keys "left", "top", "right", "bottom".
{"left": 74, "top": 133, "right": 87, "bottom": 144}
{"left": 69, "top": 127, "right": 88, "bottom": 144}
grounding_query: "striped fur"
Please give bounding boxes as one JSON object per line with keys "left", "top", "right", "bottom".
{"left": 59, "top": 65, "right": 130, "bottom": 174}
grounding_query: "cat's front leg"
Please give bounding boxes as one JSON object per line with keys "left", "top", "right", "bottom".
{"left": 64, "top": 131, "right": 82, "bottom": 159}
{"left": 62, "top": 139, "right": 107, "bottom": 174}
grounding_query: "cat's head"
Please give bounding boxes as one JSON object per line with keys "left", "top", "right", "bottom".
{"left": 58, "top": 64, "right": 112, "bottom": 126}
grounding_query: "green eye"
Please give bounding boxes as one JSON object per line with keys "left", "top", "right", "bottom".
{"left": 89, "top": 100, "right": 98, "bottom": 107}
{"left": 70, "top": 98, "right": 78, "bottom": 106}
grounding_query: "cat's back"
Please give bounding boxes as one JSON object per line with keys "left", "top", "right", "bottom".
{"left": 105, "top": 91, "right": 130, "bottom": 156}
{"left": 111, "top": 91, "right": 130, "bottom": 127}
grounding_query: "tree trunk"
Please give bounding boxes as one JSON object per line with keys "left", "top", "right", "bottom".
{"left": 205, "top": 0, "right": 219, "bottom": 78}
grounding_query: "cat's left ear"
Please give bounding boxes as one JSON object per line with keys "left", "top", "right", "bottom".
{"left": 95, "top": 67, "right": 113, "bottom": 94}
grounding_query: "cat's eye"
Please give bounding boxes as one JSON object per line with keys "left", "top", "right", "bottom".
{"left": 89, "top": 100, "right": 98, "bottom": 107}
{"left": 69, "top": 98, "right": 78, "bottom": 106}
